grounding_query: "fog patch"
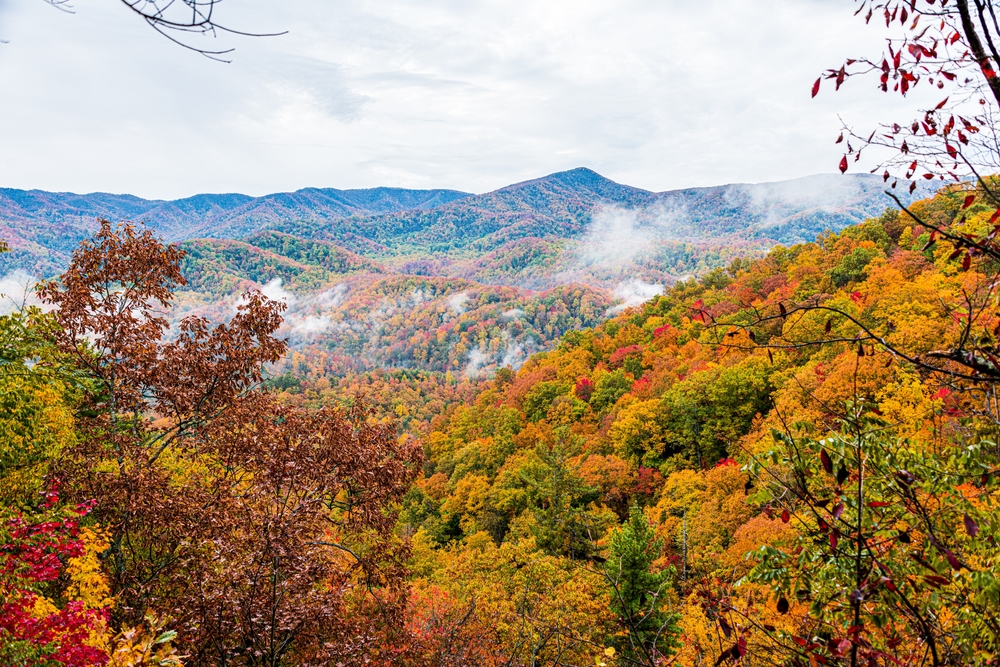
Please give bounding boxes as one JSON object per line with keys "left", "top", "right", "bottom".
{"left": 0, "top": 270, "right": 43, "bottom": 315}
{"left": 281, "top": 284, "right": 350, "bottom": 337}
{"left": 314, "top": 284, "right": 347, "bottom": 308}
{"left": 294, "top": 314, "right": 333, "bottom": 335}
{"left": 606, "top": 279, "right": 663, "bottom": 315}
{"left": 259, "top": 277, "right": 296, "bottom": 306}
{"left": 464, "top": 348, "right": 488, "bottom": 378}
{"left": 447, "top": 291, "right": 470, "bottom": 314}
{"left": 723, "top": 174, "right": 865, "bottom": 230}
{"left": 501, "top": 341, "right": 528, "bottom": 369}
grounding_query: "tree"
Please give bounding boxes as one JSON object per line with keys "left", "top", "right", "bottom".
{"left": 0, "top": 492, "right": 110, "bottom": 667}
{"left": 603, "top": 504, "right": 681, "bottom": 667}
{"left": 765, "top": 0, "right": 1000, "bottom": 386}
{"left": 37, "top": 221, "right": 424, "bottom": 665}
{"left": 745, "top": 404, "right": 1000, "bottom": 667}
{"left": 825, "top": 0, "right": 1000, "bottom": 188}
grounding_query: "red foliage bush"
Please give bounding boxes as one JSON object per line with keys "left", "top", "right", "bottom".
{"left": 1, "top": 492, "right": 109, "bottom": 667}
{"left": 574, "top": 377, "right": 595, "bottom": 402}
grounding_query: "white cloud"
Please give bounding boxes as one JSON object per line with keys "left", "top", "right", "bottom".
{"left": 259, "top": 277, "right": 295, "bottom": 305}
{"left": 501, "top": 342, "right": 528, "bottom": 369}
{"left": 464, "top": 348, "right": 488, "bottom": 378}
{"left": 607, "top": 278, "right": 663, "bottom": 315}
{"left": 314, "top": 284, "right": 347, "bottom": 307}
{"left": 576, "top": 204, "right": 688, "bottom": 269}
{"left": 726, "top": 174, "right": 865, "bottom": 229}
{"left": 447, "top": 291, "right": 470, "bottom": 313}
{"left": 293, "top": 314, "right": 333, "bottom": 334}
{"left": 578, "top": 207, "right": 654, "bottom": 267}
{"left": 0, "top": 0, "right": 943, "bottom": 198}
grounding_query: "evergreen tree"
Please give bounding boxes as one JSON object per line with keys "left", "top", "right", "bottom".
{"left": 604, "top": 503, "right": 680, "bottom": 666}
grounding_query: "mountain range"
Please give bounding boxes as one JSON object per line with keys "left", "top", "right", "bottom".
{"left": 0, "top": 168, "right": 934, "bottom": 374}
{"left": 1, "top": 168, "right": 929, "bottom": 277}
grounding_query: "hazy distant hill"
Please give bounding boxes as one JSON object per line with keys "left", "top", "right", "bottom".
{"left": 0, "top": 186, "right": 470, "bottom": 274}
{"left": 1, "top": 168, "right": 928, "bottom": 277}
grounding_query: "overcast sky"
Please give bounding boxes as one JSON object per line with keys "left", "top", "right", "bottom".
{"left": 0, "top": 0, "right": 938, "bottom": 199}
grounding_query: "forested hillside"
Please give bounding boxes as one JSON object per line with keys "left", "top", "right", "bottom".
{"left": 8, "top": 181, "right": 997, "bottom": 665}
{"left": 10, "top": 0, "right": 1000, "bottom": 663}
{"left": 268, "top": 183, "right": 1000, "bottom": 665}
{"left": 0, "top": 186, "right": 470, "bottom": 275}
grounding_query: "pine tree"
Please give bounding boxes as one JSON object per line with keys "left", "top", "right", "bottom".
{"left": 604, "top": 503, "right": 680, "bottom": 666}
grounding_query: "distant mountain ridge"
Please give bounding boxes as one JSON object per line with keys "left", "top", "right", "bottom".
{"left": 0, "top": 167, "right": 939, "bottom": 375}
{"left": 0, "top": 168, "right": 931, "bottom": 279}
{"left": 0, "top": 185, "right": 471, "bottom": 274}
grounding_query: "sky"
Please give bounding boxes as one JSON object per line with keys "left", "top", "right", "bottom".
{"left": 0, "top": 0, "right": 942, "bottom": 199}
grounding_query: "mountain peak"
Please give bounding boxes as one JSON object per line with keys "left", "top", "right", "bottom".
{"left": 505, "top": 167, "right": 625, "bottom": 191}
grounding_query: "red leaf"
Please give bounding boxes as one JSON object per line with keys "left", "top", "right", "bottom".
{"left": 821, "top": 449, "right": 833, "bottom": 474}
{"left": 850, "top": 291, "right": 863, "bottom": 304}
{"left": 719, "top": 615, "right": 732, "bottom": 640}
{"left": 839, "top": 156, "right": 849, "bottom": 173}
{"left": 781, "top": 509, "right": 790, "bottom": 523}
{"left": 825, "top": 318, "right": 832, "bottom": 334}
{"left": 962, "top": 253, "right": 972, "bottom": 271}
{"left": 935, "top": 96, "right": 950, "bottom": 110}
{"left": 867, "top": 501, "right": 891, "bottom": 507}
{"left": 830, "top": 531, "right": 839, "bottom": 549}
{"left": 964, "top": 514, "right": 980, "bottom": 537}
{"left": 963, "top": 194, "right": 976, "bottom": 209}
{"left": 777, "top": 597, "right": 789, "bottom": 613}
{"left": 812, "top": 77, "right": 821, "bottom": 98}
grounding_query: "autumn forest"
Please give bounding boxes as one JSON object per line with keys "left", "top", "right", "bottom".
{"left": 6, "top": 1, "right": 1000, "bottom": 666}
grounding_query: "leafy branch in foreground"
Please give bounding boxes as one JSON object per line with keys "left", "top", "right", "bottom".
{"left": 744, "top": 403, "right": 1000, "bottom": 666}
